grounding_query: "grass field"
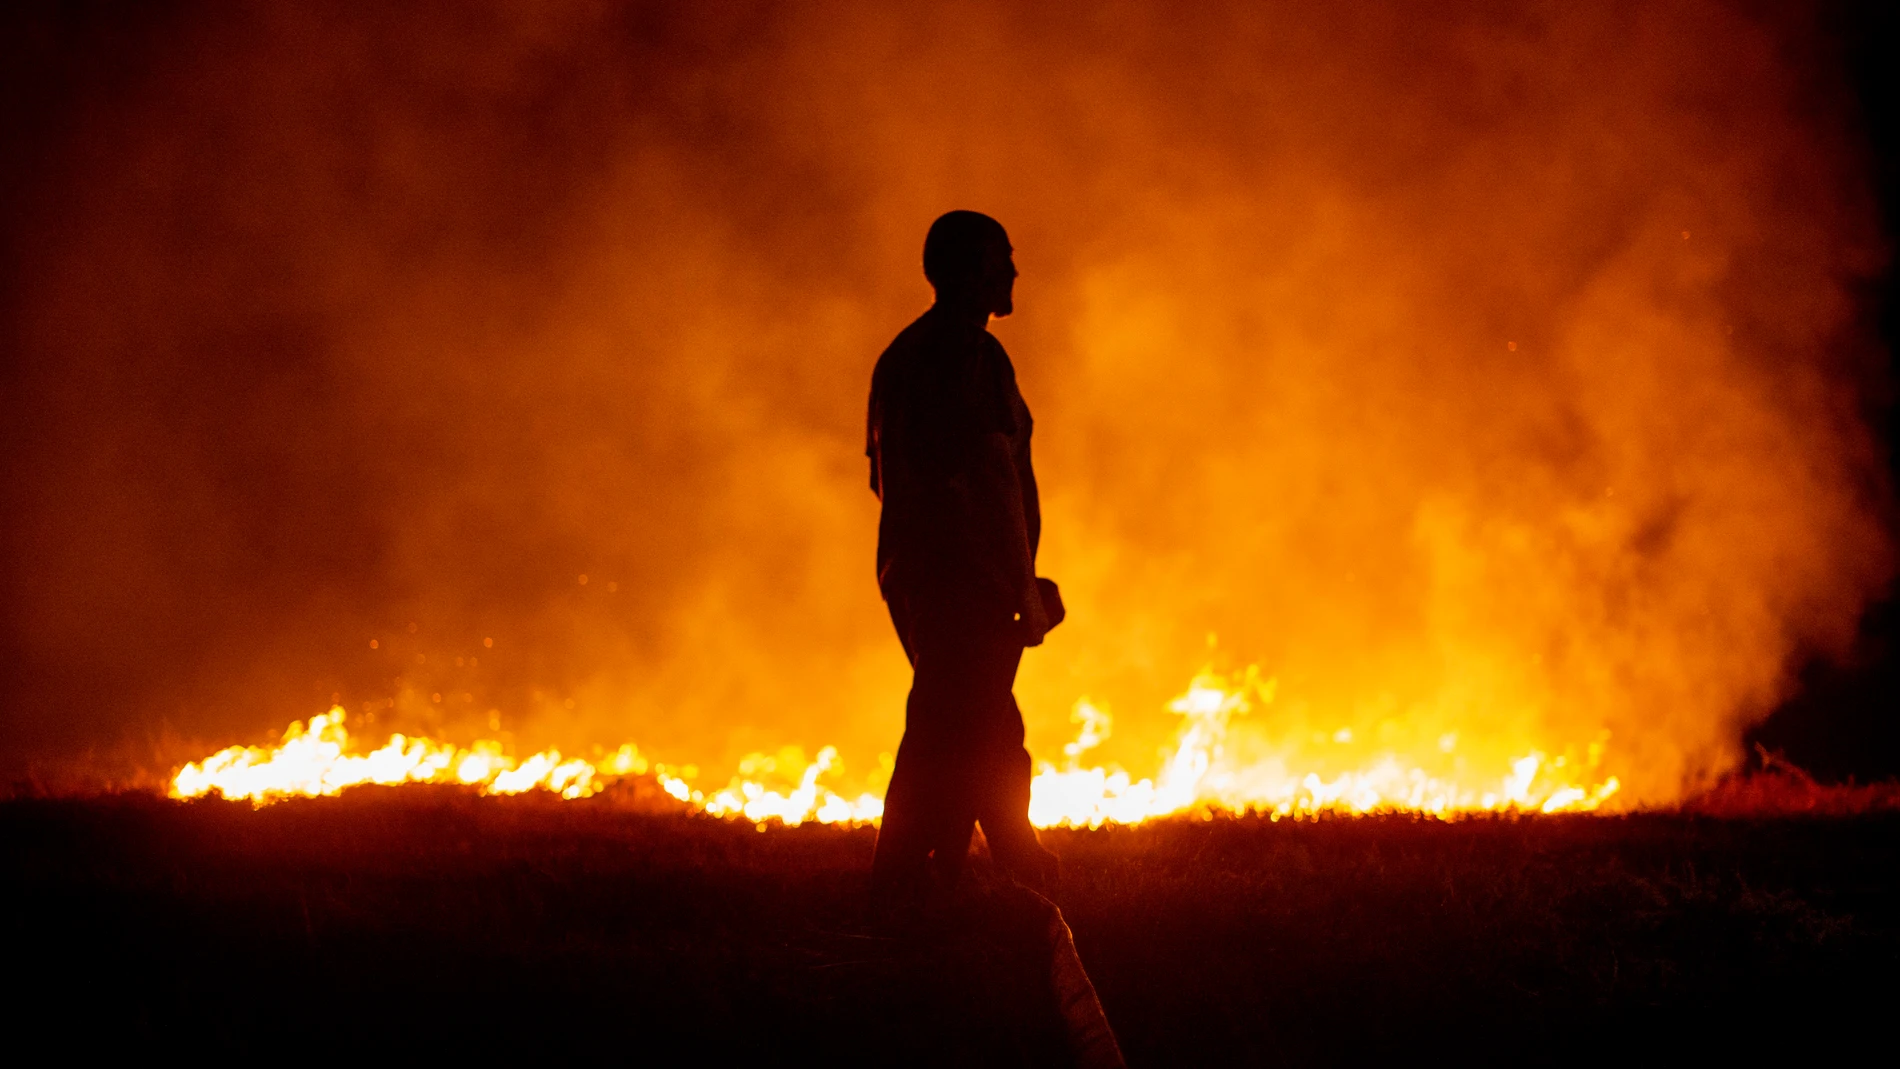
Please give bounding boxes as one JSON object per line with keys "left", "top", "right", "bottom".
{"left": 5, "top": 790, "right": 1896, "bottom": 1064}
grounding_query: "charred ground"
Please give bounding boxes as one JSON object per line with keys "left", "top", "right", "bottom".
{"left": 5, "top": 793, "right": 1894, "bottom": 1064}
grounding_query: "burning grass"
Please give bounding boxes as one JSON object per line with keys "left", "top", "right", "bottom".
{"left": 164, "top": 666, "right": 1628, "bottom": 823}
{"left": 5, "top": 791, "right": 1894, "bottom": 1063}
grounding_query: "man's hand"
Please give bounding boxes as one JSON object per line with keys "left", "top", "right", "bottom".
{"left": 1036, "top": 577, "right": 1065, "bottom": 630}
{"left": 1020, "top": 577, "right": 1063, "bottom": 647}
{"left": 1019, "top": 585, "right": 1051, "bottom": 647}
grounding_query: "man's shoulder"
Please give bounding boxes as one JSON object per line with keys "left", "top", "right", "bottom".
{"left": 881, "top": 313, "right": 926, "bottom": 356}
{"left": 874, "top": 309, "right": 973, "bottom": 391}
{"left": 981, "top": 329, "right": 1017, "bottom": 379}
{"left": 872, "top": 311, "right": 934, "bottom": 382}
{"left": 881, "top": 308, "right": 968, "bottom": 359}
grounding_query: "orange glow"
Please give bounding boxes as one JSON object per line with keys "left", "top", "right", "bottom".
{"left": 9, "top": 3, "right": 1891, "bottom": 806}
{"left": 172, "top": 660, "right": 1618, "bottom": 822}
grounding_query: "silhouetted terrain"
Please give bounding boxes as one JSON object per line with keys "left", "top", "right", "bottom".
{"left": 5, "top": 794, "right": 1894, "bottom": 1064}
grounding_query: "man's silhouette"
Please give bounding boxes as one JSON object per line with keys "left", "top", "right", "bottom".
{"left": 867, "top": 210, "right": 1063, "bottom": 904}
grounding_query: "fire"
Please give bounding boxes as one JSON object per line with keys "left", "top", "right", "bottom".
{"left": 170, "top": 708, "right": 884, "bottom": 823}
{"left": 14, "top": 2, "right": 1890, "bottom": 816}
{"left": 169, "top": 711, "right": 654, "bottom": 803}
{"left": 1027, "top": 669, "right": 1619, "bottom": 827}
{"left": 171, "top": 664, "right": 1619, "bottom": 823}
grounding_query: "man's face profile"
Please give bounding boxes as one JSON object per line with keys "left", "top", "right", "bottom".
{"left": 980, "top": 238, "right": 1017, "bottom": 319}
{"left": 923, "top": 211, "right": 1016, "bottom": 320}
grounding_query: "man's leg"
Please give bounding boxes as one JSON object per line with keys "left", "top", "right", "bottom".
{"left": 972, "top": 643, "right": 1060, "bottom": 889}
{"left": 872, "top": 584, "right": 981, "bottom": 904}
{"left": 871, "top": 748, "right": 925, "bottom": 902}
{"left": 977, "top": 756, "right": 1060, "bottom": 890}
{"left": 874, "top": 581, "right": 1056, "bottom": 898}
{"left": 872, "top": 586, "right": 930, "bottom": 903}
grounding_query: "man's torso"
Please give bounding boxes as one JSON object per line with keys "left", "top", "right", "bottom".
{"left": 867, "top": 306, "right": 1036, "bottom": 605}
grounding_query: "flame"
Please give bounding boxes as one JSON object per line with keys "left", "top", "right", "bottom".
{"left": 17, "top": 3, "right": 1888, "bottom": 818}
{"left": 172, "top": 664, "right": 1619, "bottom": 823}
{"left": 169, "top": 707, "right": 884, "bottom": 823}
{"left": 1025, "top": 666, "right": 1618, "bottom": 827}
{"left": 169, "top": 711, "right": 615, "bottom": 802}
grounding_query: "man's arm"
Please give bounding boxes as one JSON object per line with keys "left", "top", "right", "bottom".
{"left": 973, "top": 431, "right": 1050, "bottom": 645}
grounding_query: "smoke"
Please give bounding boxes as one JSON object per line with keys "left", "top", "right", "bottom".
{"left": 1, "top": 1, "right": 1889, "bottom": 801}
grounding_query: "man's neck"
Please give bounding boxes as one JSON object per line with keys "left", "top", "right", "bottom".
{"left": 930, "top": 296, "right": 992, "bottom": 331}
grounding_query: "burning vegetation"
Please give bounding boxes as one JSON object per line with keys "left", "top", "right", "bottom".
{"left": 9, "top": 5, "right": 1898, "bottom": 1062}
{"left": 4, "top": 1, "right": 1894, "bottom": 808}
{"left": 171, "top": 662, "right": 1622, "bottom": 820}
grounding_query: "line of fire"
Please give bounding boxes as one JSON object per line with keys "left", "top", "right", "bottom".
{"left": 5, "top": 1, "right": 1897, "bottom": 1062}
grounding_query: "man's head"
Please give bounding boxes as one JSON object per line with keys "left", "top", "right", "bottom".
{"left": 923, "top": 210, "right": 1016, "bottom": 319}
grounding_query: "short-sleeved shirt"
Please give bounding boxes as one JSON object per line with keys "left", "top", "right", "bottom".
{"left": 867, "top": 306, "right": 1038, "bottom": 604}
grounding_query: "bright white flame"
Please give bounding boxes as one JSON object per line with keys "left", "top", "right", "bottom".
{"left": 172, "top": 664, "right": 1621, "bottom": 824}
{"left": 1026, "top": 667, "right": 1620, "bottom": 827}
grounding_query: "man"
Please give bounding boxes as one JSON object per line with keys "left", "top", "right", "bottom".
{"left": 866, "top": 210, "right": 1063, "bottom": 904}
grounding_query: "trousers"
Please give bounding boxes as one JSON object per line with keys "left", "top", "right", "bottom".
{"left": 870, "top": 576, "right": 1048, "bottom": 899}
